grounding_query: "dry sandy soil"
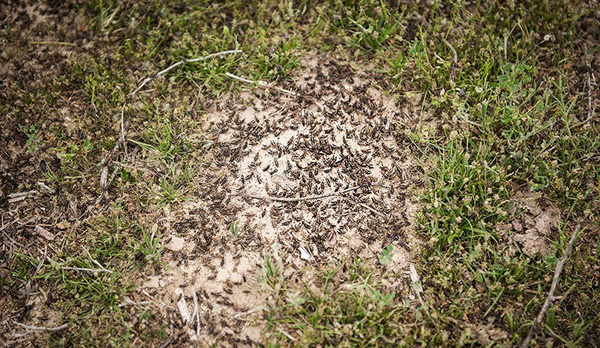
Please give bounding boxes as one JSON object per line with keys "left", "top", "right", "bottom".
{"left": 0, "top": 2, "right": 430, "bottom": 344}
{"left": 140, "top": 56, "right": 424, "bottom": 345}
{"left": 3, "top": 1, "right": 597, "bottom": 346}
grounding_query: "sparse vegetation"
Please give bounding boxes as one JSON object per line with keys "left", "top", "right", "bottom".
{"left": 1, "top": 0, "right": 598, "bottom": 347}
{"left": 138, "top": 224, "right": 163, "bottom": 264}
{"left": 230, "top": 221, "right": 242, "bottom": 239}
{"left": 378, "top": 245, "right": 394, "bottom": 266}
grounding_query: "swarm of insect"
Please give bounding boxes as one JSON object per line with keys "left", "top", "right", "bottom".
{"left": 195, "top": 59, "right": 418, "bottom": 274}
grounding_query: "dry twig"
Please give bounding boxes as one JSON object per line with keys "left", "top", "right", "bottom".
{"left": 1, "top": 228, "right": 24, "bottom": 249}
{"left": 346, "top": 197, "right": 386, "bottom": 218}
{"left": 14, "top": 322, "right": 69, "bottom": 331}
{"left": 118, "top": 297, "right": 152, "bottom": 307}
{"left": 57, "top": 266, "right": 113, "bottom": 274}
{"left": 586, "top": 46, "right": 593, "bottom": 120}
{"left": 12, "top": 322, "right": 68, "bottom": 338}
{"left": 520, "top": 225, "right": 582, "bottom": 348}
{"left": 408, "top": 263, "right": 441, "bottom": 329}
{"left": 7, "top": 191, "right": 37, "bottom": 203}
{"left": 46, "top": 255, "right": 113, "bottom": 275}
{"left": 95, "top": 50, "right": 242, "bottom": 207}
{"left": 225, "top": 72, "right": 300, "bottom": 97}
{"left": 37, "top": 182, "right": 55, "bottom": 194}
{"left": 231, "top": 306, "right": 266, "bottom": 319}
{"left": 85, "top": 249, "right": 113, "bottom": 273}
{"left": 573, "top": 44, "right": 597, "bottom": 128}
{"left": 277, "top": 328, "right": 296, "bottom": 341}
{"left": 158, "top": 339, "right": 173, "bottom": 348}
{"left": 236, "top": 186, "right": 360, "bottom": 202}
{"left": 130, "top": 49, "right": 242, "bottom": 96}
{"left": 29, "top": 40, "right": 75, "bottom": 47}
{"left": 443, "top": 38, "right": 458, "bottom": 65}
{"left": 0, "top": 220, "right": 14, "bottom": 233}
{"left": 356, "top": 201, "right": 385, "bottom": 218}
{"left": 95, "top": 105, "right": 128, "bottom": 206}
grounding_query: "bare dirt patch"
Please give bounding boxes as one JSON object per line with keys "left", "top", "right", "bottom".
{"left": 142, "top": 56, "right": 423, "bottom": 346}
{"left": 498, "top": 190, "right": 562, "bottom": 257}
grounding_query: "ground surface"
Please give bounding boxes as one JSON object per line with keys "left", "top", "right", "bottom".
{"left": 145, "top": 58, "right": 420, "bottom": 345}
{"left": 1, "top": 0, "right": 599, "bottom": 347}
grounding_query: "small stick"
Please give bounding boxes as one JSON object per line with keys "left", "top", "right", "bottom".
{"left": 520, "top": 225, "right": 581, "bottom": 348}
{"left": 1, "top": 230, "right": 24, "bottom": 248}
{"left": 59, "top": 266, "right": 113, "bottom": 274}
{"left": 130, "top": 49, "right": 242, "bottom": 96}
{"left": 85, "top": 249, "right": 113, "bottom": 273}
{"left": 409, "top": 263, "right": 424, "bottom": 300}
{"left": 29, "top": 41, "right": 76, "bottom": 47}
{"left": 46, "top": 256, "right": 113, "bottom": 274}
{"left": 503, "top": 34, "right": 509, "bottom": 62}
{"left": 232, "top": 306, "right": 266, "bottom": 319}
{"left": 13, "top": 322, "right": 69, "bottom": 331}
{"left": 355, "top": 201, "right": 386, "bottom": 218}
{"left": 277, "top": 328, "right": 296, "bottom": 341}
{"left": 443, "top": 38, "right": 458, "bottom": 65}
{"left": 37, "top": 182, "right": 55, "bottom": 194}
{"left": 120, "top": 102, "right": 127, "bottom": 156}
{"left": 345, "top": 196, "right": 386, "bottom": 218}
{"left": 408, "top": 263, "right": 440, "bottom": 329}
{"left": 237, "top": 186, "right": 360, "bottom": 203}
{"left": 21, "top": 248, "right": 47, "bottom": 301}
{"left": 225, "top": 72, "right": 300, "bottom": 97}
{"left": 574, "top": 44, "right": 596, "bottom": 128}
{"left": 585, "top": 44, "right": 594, "bottom": 121}
{"left": 118, "top": 298, "right": 152, "bottom": 307}
{"left": 0, "top": 220, "right": 14, "bottom": 232}
{"left": 158, "top": 339, "right": 173, "bottom": 348}
{"left": 7, "top": 191, "right": 37, "bottom": 203}
{"left": 96, "top": 105, "right": 128, "bottom": 205}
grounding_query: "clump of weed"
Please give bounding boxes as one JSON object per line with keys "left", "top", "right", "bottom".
{"left": 265, "top": 259, "right": 438, "bottom": 346}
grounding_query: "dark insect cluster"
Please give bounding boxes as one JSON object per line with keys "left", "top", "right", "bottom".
{"left": 201, "top": 58, "right": 418, "bottom": 254}
{"left": 172, "top": 58, "right": 421, "bottom": 345}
